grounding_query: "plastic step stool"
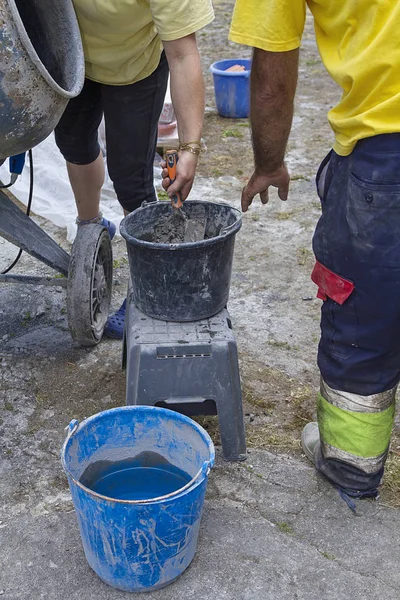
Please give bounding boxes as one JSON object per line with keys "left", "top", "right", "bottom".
{"left": 124, "top": 293, "right": 246, "bottom": 461}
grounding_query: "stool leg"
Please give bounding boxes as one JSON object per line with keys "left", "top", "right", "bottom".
{"left": 215, "top": 341, "right": 247, "bottom": 461}
{"left": 217, "top": 395, "right": 247, "bottom": 461}
{"left": 121, "top": 333, "right": 127, "bottom": 370}
{"left": 125, "top": 343, "right": 141, "bottom": 406}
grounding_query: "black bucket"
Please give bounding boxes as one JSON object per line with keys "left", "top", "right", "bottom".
{"left": 120, "top": 200, "right": 242, "bottom": 321}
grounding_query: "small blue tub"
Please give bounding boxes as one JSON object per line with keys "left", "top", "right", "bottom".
{"left": 61, "top": 406, "right": 214, "bottom": 593}
{"left": 210, "top": 58, "right": 251, "bottom": 118}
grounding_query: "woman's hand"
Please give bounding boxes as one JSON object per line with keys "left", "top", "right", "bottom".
{"left": 161, "top": 151, "right": 199, "bottom": 201}
{"left": 162, "top": 34, "right": 204, "bottom": 202}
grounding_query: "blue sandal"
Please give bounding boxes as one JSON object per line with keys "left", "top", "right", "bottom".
{"left": 104, "top": 298, "right": 126, "bottom": 339}
{"left": 101, "top": 216, "right": 116, "bottom": 240}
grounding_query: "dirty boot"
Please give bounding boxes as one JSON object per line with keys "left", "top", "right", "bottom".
{"left": 301, "top": 422, "right": 320, "bottom": 464}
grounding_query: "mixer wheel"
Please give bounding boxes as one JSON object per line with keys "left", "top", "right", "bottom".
{"left": 67, "top": 224, "right": 113, "bottom": 346}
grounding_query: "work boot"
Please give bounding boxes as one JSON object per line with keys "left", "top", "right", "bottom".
{"left": 302, "top": 421, "right": 382, "bottom": 513}
{"left": 104, "top": 298, "right": 126, "bottom": 339}
{"left": 301, "top": 422, "right": 320, "bottom": 464}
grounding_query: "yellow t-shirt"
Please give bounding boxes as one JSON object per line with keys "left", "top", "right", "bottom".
{"left": 73, "top": 0, "right": 214, "bottom": 86}
{"left": 229, "top": 1, "right": 400, "bottom": 156}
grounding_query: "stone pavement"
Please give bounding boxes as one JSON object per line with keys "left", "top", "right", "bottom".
{"left": 1, "top": 449, "right": 399, "bottom": 599}
{"left": 1, "top": 177, "right": 399, "bottom": 599}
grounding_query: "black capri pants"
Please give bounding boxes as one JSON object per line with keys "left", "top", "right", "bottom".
{"left": 55, "top": 52, "right": 169, "bottom": 213}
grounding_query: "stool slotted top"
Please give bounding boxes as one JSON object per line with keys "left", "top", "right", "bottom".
{"left": 130, "top": 304, "right": 235, "bottom": 345}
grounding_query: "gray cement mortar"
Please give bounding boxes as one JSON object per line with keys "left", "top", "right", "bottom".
{"left": 136, "top": 212, "right": 205, "bottom": 244}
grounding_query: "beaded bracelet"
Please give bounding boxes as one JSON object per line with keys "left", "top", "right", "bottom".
{"left": 180, "top": 141, "right": 202, "bottom": 156}
{"left": 180, "top": 145, "right": 201, "bottom": 156}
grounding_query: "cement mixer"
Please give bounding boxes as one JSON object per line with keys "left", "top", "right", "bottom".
{"left": 0, "top": 0, "right": 114, "bottom": 346}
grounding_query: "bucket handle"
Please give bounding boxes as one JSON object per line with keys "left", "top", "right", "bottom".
{"left": 62, "top": 419, "right": 212, "bottom": 503}
{"left": 80, "top": 460, "right": 210, "bottom": 505}
{"left": 64, "top": 419, "right": 79, "bottom": 440}
{"left": 140, "top": 200, "right": 162, "bottom": 208}
{"left": 61, "top": 419, "right": 79, "bottom": 474}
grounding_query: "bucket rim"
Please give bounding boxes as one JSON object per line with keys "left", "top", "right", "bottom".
{"left": 210, "top": 58, "right": 251, "bottom": 77}
{"left": 61, "top": 406, "right": 215, "bottom": 505}
{"left": 6, "top": 0, "right": 85, "bottom": 98}
{"left": 120, "top": 200, "right": 242, "bottom": 250}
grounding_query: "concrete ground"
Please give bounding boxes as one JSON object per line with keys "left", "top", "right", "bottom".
{"left": 1, "top": 448, "right": 400, "bottom": 599}
{"left": 1, "top": 174, "right": 400, "bottom": 599}
{"left": 1, "top": 3, "right": 400, "bottom": 598}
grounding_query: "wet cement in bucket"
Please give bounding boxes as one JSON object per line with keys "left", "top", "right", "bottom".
{"left": 126, "top": 202, "right": 239, "bottom": 245}
{"left": 79, "top": 451, "right": 192, "bottom": 501}
{"left": 138, "top": 214, "right": 211, "bottom": 244}
{"left": 143, "top": 214, "right": 188, "bottom": 244}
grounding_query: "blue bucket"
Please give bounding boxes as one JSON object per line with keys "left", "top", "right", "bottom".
{"left": 61, "top": 406, "right": 215, "bottom": 593}
{"left": 210, "top": 58, "right": 251, "bottom": 118}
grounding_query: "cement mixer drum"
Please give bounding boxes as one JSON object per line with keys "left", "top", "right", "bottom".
{"left": 0, "top": 0, "right": 84, "bottom": 160}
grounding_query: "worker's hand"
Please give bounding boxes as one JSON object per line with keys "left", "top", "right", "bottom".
{"left": 161, "top": 151, "right": 198, "bottom": 202}
{"left": 241, "top": 163, "right": 290, "bottom": 212}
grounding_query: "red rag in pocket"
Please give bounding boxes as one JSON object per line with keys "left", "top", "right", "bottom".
{"left": 311, "top": 261, "right": 355, "bottom": 304}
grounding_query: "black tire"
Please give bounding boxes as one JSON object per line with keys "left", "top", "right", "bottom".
{"left": 67, "top": 224, "right": 113, "bottom": 346}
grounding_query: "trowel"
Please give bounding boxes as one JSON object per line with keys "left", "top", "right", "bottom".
{"left": 166, "top": 150, "right": 206, "bottom": 243}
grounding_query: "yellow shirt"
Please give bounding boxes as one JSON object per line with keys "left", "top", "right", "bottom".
{"left": 229, "top": 1, "right": 400, "bottom": 156}
{"left": 73, "top": 0, "right": 214, "bottom": 86}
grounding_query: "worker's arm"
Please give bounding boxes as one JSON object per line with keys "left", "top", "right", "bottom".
{"left": 242, "top": 48, "right": 299, "bottom": 212}
{"left": 162, "top": 34, "right": 205, "bottom": 201}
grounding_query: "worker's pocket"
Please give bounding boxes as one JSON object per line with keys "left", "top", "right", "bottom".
{"left": 312, "top": 261, "right": 358, "bottom": 360}
{"left": 347, "top": 174, "right": 400, "bottom": 267}
{"left": 313, "top": 151, "right": 338, "bottom": 267}
{"left": 316, "top": 150, "right": 333, "bottom": 203}
{"left": 311, "top": 261, "right": 354, "bottom": 304}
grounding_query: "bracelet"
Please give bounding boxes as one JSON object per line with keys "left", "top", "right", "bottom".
{"left": 180, "top": 145, "right": 201, "bottom": 156}
{"left": 180, "top": 140, "right": 202, "bottom": 156}
{"left": 181, "top": 140, "right": 201, "bottom": 147}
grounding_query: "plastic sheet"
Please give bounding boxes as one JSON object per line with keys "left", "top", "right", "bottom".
{"left": 0, "top": 133, "right": 162, "bottom": 242}
{"left": 0, "top": 77, "right": 176, "bottom": 243}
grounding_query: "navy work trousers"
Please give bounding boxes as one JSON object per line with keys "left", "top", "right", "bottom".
{"left": 312, "top": 134, "right": 400, "bottom": 495}
{"left": 313, "top": 134, "right": 400, "bottom": 396}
